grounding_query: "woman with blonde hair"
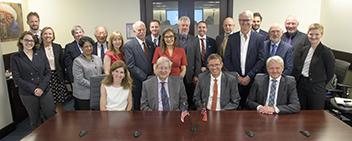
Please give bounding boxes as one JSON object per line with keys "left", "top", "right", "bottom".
{"left": 104, "top": 31, "right": 125, "bottom": 74}
{"left": 100, "top": 61, "right": 133, "bottom": 111}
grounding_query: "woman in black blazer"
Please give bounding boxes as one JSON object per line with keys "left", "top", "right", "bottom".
{"left": 292, "top": 23, "right": 335, "bottom": 110}
{"left": 11, "top": 31, "right": 56, "bottom": 129}
{"left": 39, "top": 27, "right": 68, "bottom": 112}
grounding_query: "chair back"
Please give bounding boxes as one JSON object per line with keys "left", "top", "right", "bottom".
{"left": 335, "top": 59, "right": 351, "bottom": 84}
{"left": 90, "top": 74, "right": 107, "bottom": 110}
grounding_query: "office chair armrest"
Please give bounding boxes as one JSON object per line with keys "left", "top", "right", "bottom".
{"left": 337, "top": 83, "right": 352, "bottom": 88}
{"left": 327, "top": 88, "right": 343, "bottom": 93}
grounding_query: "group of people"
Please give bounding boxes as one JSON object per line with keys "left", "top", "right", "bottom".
{"left": 10, "top": 9, "right": 335, "bottom": 129}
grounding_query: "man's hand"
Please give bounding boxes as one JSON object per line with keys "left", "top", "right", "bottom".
{"left": 240, "top": 76, "right": 251, "bottom": 86}
{"left": 34, "top": 88, "right": 43, "bottom": 97}
{"left": 193, "top": 76, "right": 198, "bottom": 85}
{"left": 258, "top": 106, "right": 275, "bottom": 115}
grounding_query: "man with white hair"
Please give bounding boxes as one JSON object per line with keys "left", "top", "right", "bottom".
{"left": 92, "top": 26, "right": 108, "bottom": 62}
{"left": 124, "top": 21, "right": 155, "bottom": 110}
{"left": 281, "top": 15, "right": 310, "bottom": 50}
{"left": 262, "top": 23, "right": 293, "bottom": 75}
{"left": 246, "top": 56, "right": 300, "bottom": 114}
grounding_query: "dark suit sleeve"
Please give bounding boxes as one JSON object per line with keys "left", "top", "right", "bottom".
{"left": 140, "top": 81, "right": 152, "bottom": 111}
{"left": 221, "top": 74, "right": 241, "bottom": 111}
{"left": 179, "top": 78, "right": 188, "bottom": 110}
{"left": 276, "top": 78, "right": 300, "bottom": 114}
{"left": 224, "top": 38, "right": 233, "bottom": 71}
{"left": 283, "top": 46, "right": 293, "bottom": 75}
{"left": 246, "top": 77, "right": 261, "bottom": 110}
{"left": 193, "top": 77, "right": 203, "bottom": 110}
{"left": 194, "top": 39, "right": 201, "bottom": 77}
{"left": 247, "top": 36, "right": 265, "bottom": 79}
{"left": 323, "top": 48, "right": 335, "bottom": 84}
{"left": 124, "top": 43, "right": 148, "bottom": 82}
{"left": 37, "top": 52, "right": 52, "bottom": 91}
{"left": 11, "top": 55, "right": 37, "bottom": 94}
{"left": 64, "top": 44, "right": 74, "bottom": 83}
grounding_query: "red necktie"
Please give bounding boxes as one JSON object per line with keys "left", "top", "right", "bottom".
{"left": 211, "top": 78, "right": 218, "bottom": 111}
{"left": 143, "top": 42, "right": 148, "bottom": 60}
{"left": 201, "top": 38, "right": 206, "bottom": 65}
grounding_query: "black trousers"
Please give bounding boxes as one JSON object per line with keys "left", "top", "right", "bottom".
{"left": 297, "top": 76, "right": 326, "bottom": 110}
{"left": 238, "top": 82, "right": 252, "bottom": 110}
{"left": 184, "top": 79, "right": 196, "bottom": 110}
{"left": 132, "top": 91, "right": 141, "bottom": 111}
{"left": 74, "top": 97, "right": 90, "bottom": 110}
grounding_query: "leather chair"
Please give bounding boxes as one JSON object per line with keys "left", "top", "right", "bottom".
{"left": 90, "top": 74, "right": 107, "bottom": 110}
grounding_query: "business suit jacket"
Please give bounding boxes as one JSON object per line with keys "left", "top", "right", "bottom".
{"left": 39, "top": 42, "right": 65, "bottom": 82}
{"left": 64, "top": 40, "right": 81, "bottom": 83}
{"left": 124, "top": 37, "right": 155, "bottom": 92}
{"left": 246, "top": 74, "right": 300, "bottom": 114}
{"left": 193, "top": 71, "right": 241, "bottom": 111}
{"left": 258, "top": 29, "right": 270, "bottom": 41}
{"left": 262, "top": 40, "right": 293, "bottom": 75}
{"left": 224, "top": 30, "right": 265, "bottom": 79}
{"left": 176, "top": 34, "right": 201, "bottom": 84}
{"left": 140, "top": 76, "right": 188, "bottom": 111}
{"left": 11, "top": 50, "right": 51, "bottom": 95}
{"left": 92, "top": 41, "right": 108, "bottom": 56}
{"left": 291, "top": 42, "right": 335, "bottom": 84}
{"left": 215, "top": 34, "right": 225, "bottom": 57}
{"left": 281, "top": 30, "right": 310, "bottom": 50}
{"left": 145, "top": 35, "right": 161, "bottom": 47}
{"left": 197, "top": 36, "right": 217, "bottom": 67}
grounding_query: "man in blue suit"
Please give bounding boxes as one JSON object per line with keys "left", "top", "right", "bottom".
{"left": 124, "top": 21, "right": 155, "bottom": 110}
{"left": 262, "top": 23, "right": 293, "bottom": 75}
{"left": 196, "top": 21, "right": 216, "bottom": 72}
{"left": 252, "top": 12, "right": 269, "bottom": 40}
{"left": 224, "top": 10, "right": 265, "bottom": 109}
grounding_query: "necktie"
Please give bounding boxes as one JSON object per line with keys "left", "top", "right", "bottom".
{"left": 211, "top": 78, "right": 218, "bottom": 111}
{"left": 35, "top": 35, "right": 40, "bottom": 43}
{"left": 287, "top": 34, "right": 292, "bottom": 45}
{"left": 181, "top": 37, "right": 187, "bottom": 50}
{"left": 161, "top": 82, "right": 170, "bottom": 111}
{"left": 268, "top": 79, "right": 277, "bottom": 106}
{"left": 201, "top": 38, "right": 206, "bottom": 65}
{"left": 143, "top": 42, "right": 148, "bottom": 60}
{"left": 270, "top": 44, "right": 277, "bottom": 57}
{"left": 222, "top": 36, "right": 228, "bottom": 57}
{"left": 154, "top": 38, "right": 157, "bottom": 47}
{"left": 100, "top": 44, "right": 104, "bottom": 62}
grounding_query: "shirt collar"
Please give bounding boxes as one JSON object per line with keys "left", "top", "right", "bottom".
{"left": 135, "top": 37, "right": 145, "bottom": 46}
{"left": 271, "top": 40, "right": 281, "bottom": 47}
{"left": 211, "top": 71, "right": 222, "bottom": 80}
{"left": 240, "top": 30, "right": 251, "bottom": 38}
{"left": 198, "top": 35, "right": 206, "bottom": 39}
{"left": 269, "top": 75, "right": 282, "bottom": 83}
{"left": 157, "top": 76, "right": 169, "bottom": 83}
{"left": 151, "top": 35, "right": 160, "bottom": 41}
{"left": 179, "top": 33, "right": 188, "bottom": 40}
{"left": 224, "top": 31, "right": 234, "bottom": 37}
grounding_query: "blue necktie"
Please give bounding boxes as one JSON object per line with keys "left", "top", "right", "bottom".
{"left": 268, "top": 79, "right": 278, "bottom": 106}
{"left": 181, "top": 37, "right": 187, "bottom": 50}
{"left": 154, "top": 38, "right": 157, "bottom": 47}
{"left": 270, "top": 44, "right": 277, "bottom": 57}
{"left": 100, "top": 44, "right": 104, "bottom": 62}
{"left": 161, "top": 82, "right": 170, "bottom": 111}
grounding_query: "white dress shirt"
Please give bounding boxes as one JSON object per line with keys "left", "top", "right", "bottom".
{"left": 240, "top": 31, "right": 251, "bottom": 76}
{"left": 207, "top": 72, "right": 222, "bottom": 111}
{"left": 97, "top": 42, "right": 108, "bottom": 58}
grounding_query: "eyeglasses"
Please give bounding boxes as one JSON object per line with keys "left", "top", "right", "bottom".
{"left": 164, "top": 35, "right": 174, "bottom": 39}
{"left": 239, "top": 19, "right": 252, "bottom": 22}
{"left": 158, "top": 66, "right": 170, "bottom": 70}
{"left": 208, "top": 64, "right": 221, "bottom": 68}
{"left": 23, "top": 39, "right": 34, "bottom": 43}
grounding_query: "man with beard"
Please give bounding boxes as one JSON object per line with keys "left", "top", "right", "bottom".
{"left": 196, "top": 21, "right": 216, "bottom": 72}
{"left": 124, "top": 21, "right": 155, "bottom": 110}
{"left": 92, "top": 26, "right": 108, "bottom": 62}
{"left": 175, "top": 16, "right": 201, "bottom": 110}
{"left": 252, "top": 12, "right": 269, "bottom": 40}
{"left": 146, "top": 20, "right": 161, "bottom": 47}
{"left": 215, "top": 17, "right": 235, "bottom": 58}
{"left": 262, "top": 23, "right": 293, "bottom": 75}
{"left": 26, "top": 12, "right": 41, "bottom": 43}
{"left": 281, "top": 15, "right": 310, "bottom": 50}
{"left": 246, "top": 56, "right": 300, "bottom": 114}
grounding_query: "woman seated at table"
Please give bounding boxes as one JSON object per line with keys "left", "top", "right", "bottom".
{"left": 11, "top": 31, "right": 56, "bottom": 129}
{"left": 152, "top": 28, "right": 187, "bottom": 77}
{"left": 100, "top": 61, "right": 133, "bottom": 111}
{"left": 73, "top": 36, "right": 103, "bottom": 110}
{"left": 104, "top": 31, "right": 125, "bottom": 74}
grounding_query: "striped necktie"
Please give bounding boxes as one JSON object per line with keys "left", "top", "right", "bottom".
{"left": 268, "top": 79, "right": 277, "bottom": 106}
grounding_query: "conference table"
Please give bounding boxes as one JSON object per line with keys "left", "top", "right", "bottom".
{"left": 21, "top": 110, "right": 352, "bottom": 141}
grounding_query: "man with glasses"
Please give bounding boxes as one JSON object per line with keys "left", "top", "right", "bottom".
{"left": 216, "top": 17, "right": 235, "bottom": 58}
{"left": 224, "top": 10, "right": 265, "bottom": 109}
{"left": 193, "top": 53, "right": 240, "bottom": 111}
{"left": 281, "top": 15, "right": 310, "bottom": 50}
{"left": 92, "top": 26, "right": 108, "bottom": 62}
{"left": 141, "top": 57, "right": 188, "bottom": 111}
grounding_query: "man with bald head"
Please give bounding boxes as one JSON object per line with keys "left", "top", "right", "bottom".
{"left": 216, "top": 17, "right": 235, "bottom": 57}
{"left": 281, "top": 15, "right": 309, "bottom": 50}
{"left": 124, "top": 21, "right": 155, "bottom": 110}
{"left": 262, "top": 23, "right": 293, "bottom": 75}
{"left": 93, "top": 26, "right": 108, "bottom": 62}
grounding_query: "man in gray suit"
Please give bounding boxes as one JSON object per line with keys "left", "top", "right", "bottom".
{"left": 215, "top": 17, "right": 235, "bottom": 58}
{"left": 281, "top": 15, "right": 310, "bottom": 50}
{"left": 193, "top": 53, "right": 241, "bottom": 111}
{"left": 175, "top": 16, "right": 201, "bottom": 110}
{"left": 141, "top": 57, "right": 188, "bottom": 111}
{"left": 246, "top": 56, "right": 300, "bottom": 114}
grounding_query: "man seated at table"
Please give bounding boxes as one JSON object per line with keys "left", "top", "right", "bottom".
{"left": 246, "top": 56, "right": 300, "bottom": 114}
{"left": 193, "top": 53, "right": 241, "bottom": 111}
{"left": 141, "top": 57, "right": 188, "bottom": 111}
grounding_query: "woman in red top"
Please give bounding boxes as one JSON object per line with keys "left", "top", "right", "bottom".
{"left": 152, "top": 28, "right": 187, "bottom": 77}
{"left": 104, "top": 31, "right": 126, "bottom": 74}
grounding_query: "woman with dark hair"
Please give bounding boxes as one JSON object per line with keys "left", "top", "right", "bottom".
{"left": 152, "top": 27, "right": 187, "bottom": 77}
{"left": 11, "top": 31, "right": 56, "bottom": 129}
{"left": 73, "top": 36, "right": 103, "bottom": 110}
{"left": 39, "top": 26, "right": 68, "bottom": 112}
{"left": 104, "top": 31, "right": 125, "bottom": 74}
{"left": 100, "top": 61, "right": 133, "bottom": 111}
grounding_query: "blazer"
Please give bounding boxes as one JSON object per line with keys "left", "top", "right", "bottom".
{"left": 262, "top": 40, "right": 293, "bottom": 75}
{"left": 176, "top": 33, "right": 201, "bottom": 84}
{"left": 258, "top": 29, "right": 270, "bottom": 41}
{"left": 193, "top": 71, "right": 241, "bottom": 111}
{"left": 39, "top": 42, "right": 65, "bottom": 81}
{"left": 281, "top": 30, "right": 310, "bottom": 50}
{"left": 246, "top": 74, "right": 300, "bottom": 114}
{"left": 11, "top": 50, "right": 51, "bottom": 95}
{"left": 197, "top": 36, "right": 217, "bottom": 67}
{"left": 64, "top": 40, "right": 81, "bottom": 83}
{"left": 215, "top": 34, "right": 225, "bottom": 57}
{"left": 140, "top": 76, "right": 188, "bottom": 111}
{"left": 224, "top": 30, "right": 265, "bottom": 79}
{"left": 291, "top": 42, "right": 335, "bottom": 84}
{"left": 124, "top": 37, "right": 155, "bottom": 92}
{"left": 92, "top": 41, "right": 108, "bottom": 56}
{"left": 145, "top": 35, "right": 161, "bottom": 47}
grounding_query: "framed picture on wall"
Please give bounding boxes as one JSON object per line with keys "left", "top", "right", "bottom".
{"left": 0, "top": 2, "right": 24, "bottom": 42}
{"left": 126, "top": 23, "right": 135, "bottom": 39}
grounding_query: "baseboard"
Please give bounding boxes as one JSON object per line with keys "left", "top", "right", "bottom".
{"left": 0, "top": 122, "right": 16, "bottom": 140}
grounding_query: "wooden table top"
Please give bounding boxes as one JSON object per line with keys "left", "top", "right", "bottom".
{"left": 21, "top": 110, "right": 352, "bottom": 141}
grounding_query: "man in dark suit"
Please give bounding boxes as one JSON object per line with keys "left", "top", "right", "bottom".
{"left": 193, "top": 53, "right": 240, "bottom": 111}
{"left": 215, "top": 17, "right": 235, "bottom": 58}
{"left": 141, "top": 57, "right": 188, "bottom": 111}
{"left": 92, "top": 26, "right": 108, "bottom": 62}
{"left": 145, "top": 20, "right": 161, "bottom": 47}
{"left": 125, "top": 21, "right": 155, "bottom": 111}
{"left": 224, "top": 10, "right": 265, "bottom": 109}
{"left": 175, "top": 16, "right": 201, "bottom": 110}
{"left": 252, "top": 12, "right": 269, "bottom": 40}
{"left": 281, "top": 15, "right": 310, "bottom": 50}
{"left": 246, "top": 56, "right": 300, "bottom": 114}
{"left": 196, "top": 21, "right": 216, "bottom": 72}
{"left": 262, "top": 23, "right": 293, "bottom": 75}
{"left": 64, "top": 25, "right": 84, "bottom": 84}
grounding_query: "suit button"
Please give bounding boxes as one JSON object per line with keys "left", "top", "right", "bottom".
{"left": 31, "top": 78, "right": 34, "bottom": 81}
{"left": 30, "top": 73, "right": 33, "bottom": 75}
{"left": 37, "top": 77, "right": 40, "bottom": 79}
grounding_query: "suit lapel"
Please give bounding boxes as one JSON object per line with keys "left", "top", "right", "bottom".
{"left": 203, "top": 73, "right": 211, "bottom": 106}
{"left": 220, "top": 72, "right": 227, "bottom": 108}
{"left": 262, "top": 75, "right": 270, "bottom": 104}
{"left": 275, "top": 42, "right": 284, "bottom": 55}
{"left": 19, "top": 51, "right": 38, "bottom": 72}
{"left": 168, "top": 77, "right": 176, "bottom": 110}
{"left": 133, "top": 38, "right": 149, "bottom": 64}
{"left": 277, "top": 76, "right": 286, "bottom": 104}
{"left": 151, "top": 77, "right": 159, "bottom": 110}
